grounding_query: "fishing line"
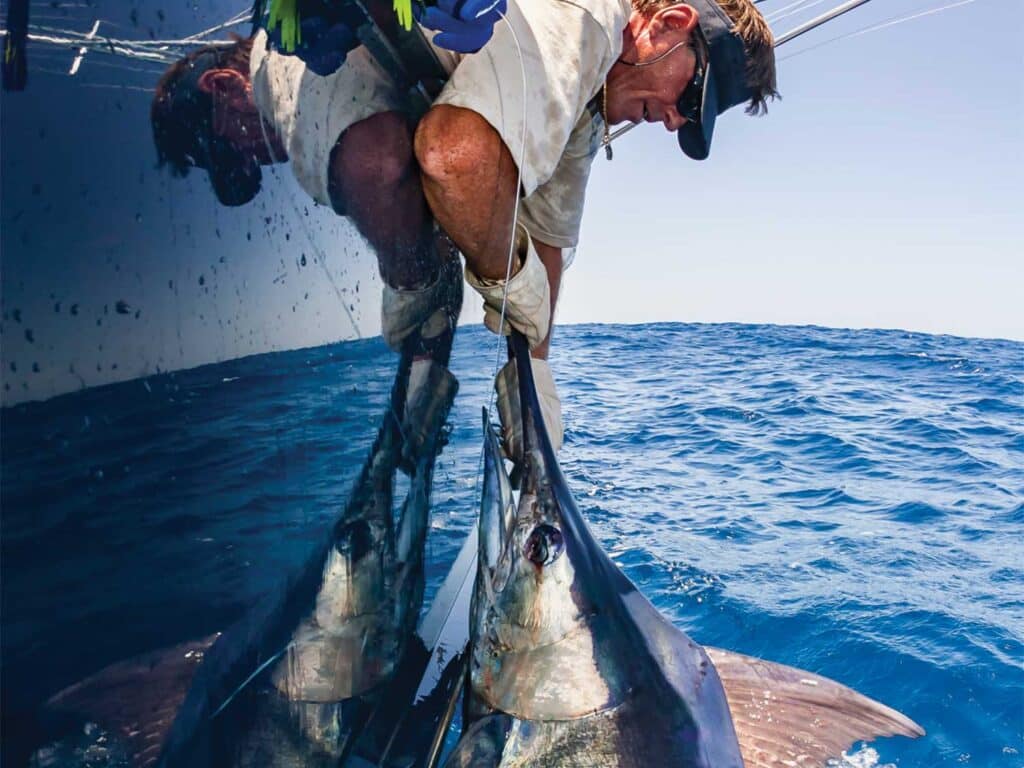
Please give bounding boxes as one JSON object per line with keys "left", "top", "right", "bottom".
{"left": 438, "top": 17, "right": 530, "bottom": 739}
{"left": 208, "top": 632, "right": 349, "bottom": 719}
{"left": 488, "top": 9, "right": 529, "bottom": 396}
{"left": 255, "top": 108, "right": 364, "bottom": 342}
{"left": 778, "top": 0, "right": 981, "bottom": 61}
{"left": 287, "top": 199, "right": 364, "bottom": 340}
{"left": 252, "top": 69, "right": 366, "bottom": 347}
{"left": 210, "top": 643, "right": 293, "bottom": 717}
{"left": 461, "top": 7, "right": 530, "bottom": 598}
{"left": 470, "top": 8, "right": 530, "bottom": 507}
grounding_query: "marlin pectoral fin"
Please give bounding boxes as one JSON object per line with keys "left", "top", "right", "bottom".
{"left": 395, "top": 455, "right": 431, "bottom": 565}
{"left": 39, "top": 635, "right": 220, "bottom": 768}
{"left": 397, "top": 360, "right": 458, "bottom": 564}
{"left": 400, "top": 359, "right": 459, "bottom": 472}
{"left": 705, "top": 647, "right": 925, "bottom": 768}
{"left": 480, "top": 408, "right": 514, "bottom": 573}
{"left": 442, "top": 713, "right": 514, "bottom": 768}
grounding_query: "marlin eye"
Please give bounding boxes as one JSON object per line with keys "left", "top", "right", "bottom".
{"left": 333, "top": 519, "right": 372, "bottom": 562}
{"left": 524, "top": 524, "right": 564, "bottom": 566}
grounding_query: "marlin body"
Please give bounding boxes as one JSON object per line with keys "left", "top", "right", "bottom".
{"left": 446, "top": 334, "right": 924, "bottom": 768}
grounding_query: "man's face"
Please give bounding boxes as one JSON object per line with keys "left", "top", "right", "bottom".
{"left": 198, "top": 68, "right": 286, "bottom": 164}
{"left": 605, "top": 5, "right": 700, "bottom": 132}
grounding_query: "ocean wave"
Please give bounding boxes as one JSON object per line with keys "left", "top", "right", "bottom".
{"left": 2, "top": 322, "right": 1021, "bottom": 766}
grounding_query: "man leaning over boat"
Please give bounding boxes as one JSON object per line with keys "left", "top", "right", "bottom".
{"left": 150, "top": 0, "right": 777, "bottom": 461}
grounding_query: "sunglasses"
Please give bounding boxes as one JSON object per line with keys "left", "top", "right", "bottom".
{"left": 676, "top": 28, "right": 709, "bottom": 125}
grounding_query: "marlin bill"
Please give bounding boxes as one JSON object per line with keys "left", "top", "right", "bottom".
{"left": 445, "top": 333, "right": 923, "bottom": 768}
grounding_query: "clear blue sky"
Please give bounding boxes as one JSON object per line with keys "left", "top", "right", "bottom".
{"left": 1, "top": 0, "right": 1020, "bottom": 406}
{"left": 555, "top": 0, "right": 1022, "bottom": 341}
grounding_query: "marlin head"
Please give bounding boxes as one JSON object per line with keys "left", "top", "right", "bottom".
{"left": 474, "top": 402, "right": 637, "bottom": 719}
{"left": 467, "top": 337, "right": 743, "bottom": 766}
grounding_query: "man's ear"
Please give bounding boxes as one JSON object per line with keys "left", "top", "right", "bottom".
{"left": 197, "top": 68, "right": 249, "bottom": 103}
{"left": 649, "top": 4, "right": 699, "bottom": 40}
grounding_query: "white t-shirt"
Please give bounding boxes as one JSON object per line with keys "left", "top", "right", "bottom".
{"left": 250, "top": 0, "right": 630, "bottom": 248}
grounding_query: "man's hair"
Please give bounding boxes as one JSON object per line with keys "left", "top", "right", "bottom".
{"left": 633, "top": 0, "right": 778, "bottom": 114}
{"left": 150, "top": 35, "right": 254, "bottom": 177}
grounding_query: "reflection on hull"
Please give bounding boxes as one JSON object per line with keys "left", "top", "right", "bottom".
{"left": 32, "top": 346, "right": 464, "bottom": 768}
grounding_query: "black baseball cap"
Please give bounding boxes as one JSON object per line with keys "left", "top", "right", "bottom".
{"left": 676, "top": 0, "right": 754, "bottom": 161}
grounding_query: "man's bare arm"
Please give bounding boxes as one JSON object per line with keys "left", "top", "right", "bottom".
{"left": 415, "top": 104, "right": 519, "bottom": 280}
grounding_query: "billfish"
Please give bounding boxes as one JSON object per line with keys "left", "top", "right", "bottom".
{"left": 446, "top": 333, "right": 924, "bottom": 768}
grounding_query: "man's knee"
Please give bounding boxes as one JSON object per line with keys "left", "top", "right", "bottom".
{"left": 331, "top": 111, "right": 415, "bottom": 198}
{"left": 414, "top": 105, "right": 503, "bottom": 185}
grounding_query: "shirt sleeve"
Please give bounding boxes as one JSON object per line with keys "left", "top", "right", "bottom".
{"left": 518, "top": 108, "right": 604, "bottom": 248}
{"left": 433, "top": 0, "right": 626, "bottom": 197}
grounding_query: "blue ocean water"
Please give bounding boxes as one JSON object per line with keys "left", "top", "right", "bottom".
{"left": 2, "top": 322, "right": 1022, "bottom": 766}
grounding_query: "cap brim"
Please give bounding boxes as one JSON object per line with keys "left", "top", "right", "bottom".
{"left": 676, "top": 60, "right": 718, "bottom": 161}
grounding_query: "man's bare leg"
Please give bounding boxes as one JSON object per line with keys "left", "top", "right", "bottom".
{"left": 329, "top": 110, "right": 439, "bottom": 289}
{"left": 415, "top": 105, "right": 562, "bottom": 359}
{"left": 328, "top": 108, "right": 463, "bottom": 376}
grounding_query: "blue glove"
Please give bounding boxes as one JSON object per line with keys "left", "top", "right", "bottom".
{"left": 264, "top": 1, "right": 360, "bottom": 77}
{"left": 415, "top": 0, "right": 506, "bottom": 54}
{"left": 296, "top": 16, "right": 359, "bottom": 76}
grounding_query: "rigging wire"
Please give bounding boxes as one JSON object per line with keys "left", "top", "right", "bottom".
{"left": 767, "top": 0, "right": 832, "bottom": 24}
{"left": 763, "top": 0, "right": 813, "bottom": 16}
{"left": 73, "top": 81, "right": 159, "bottom": 92}
{"left": 17, "top": 29, "right": 237, "bottom": 51}
{"left": 0, "top": 6, "right": 249, "bottom": 70}
{"left": 778, "top": 0, "right": 982, "bottom": 61}
{"left": 13, "top": 33, "right": 179, "bottom": 63}
{"left": 23, "top": 14, "right": 94, "bottom": 21}
{"left": 774, "top": 0, "right": 872, "bottom": 45}
{"left": 765, "top": 0, "right": 829, "bottom": 23}
{"left": 603, "top": 0, "right": 876, "bottom": 145}
{"left": 31, "top": 66, "right": 158, "bottom": 87}
{"left": 286, "top": 197, "right": 364, "bottom": 341}
{"left": 182, "top": 9, "right": 252, "bottom": 42}
{"left": 27, "top": 50, "right": 167, "bottom": 74}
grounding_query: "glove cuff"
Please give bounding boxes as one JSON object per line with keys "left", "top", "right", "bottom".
{"left": 381, "top": 255, "right": 462, "bottom": 353}
{"left": 465, "top": 234, "right": 551, "bottom": 349}
{"left": 382, "top": 279, "right": 441, "bottom": 352}
{"left": 495, "top": 357, "right": 563, "bottom": 460}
